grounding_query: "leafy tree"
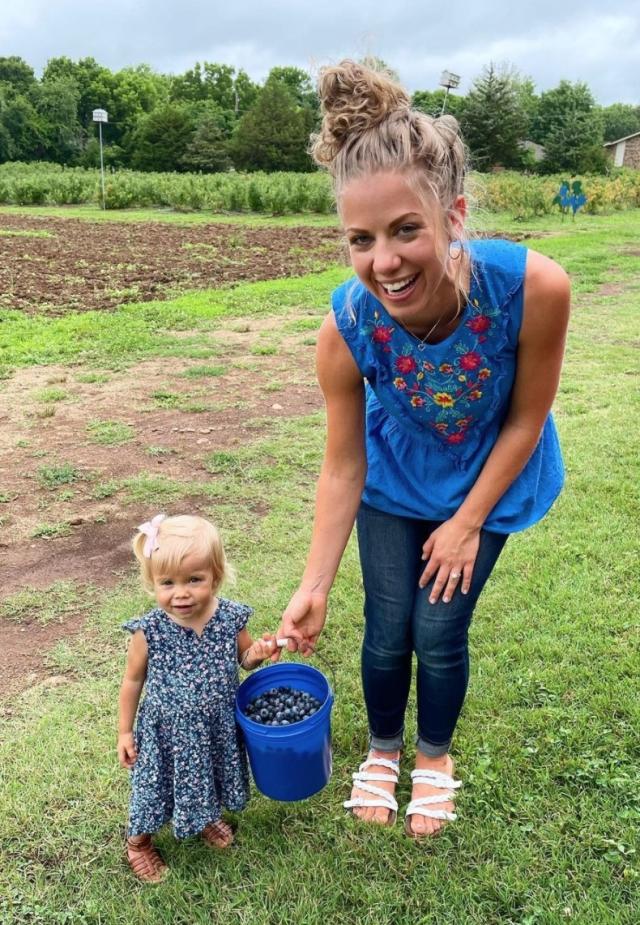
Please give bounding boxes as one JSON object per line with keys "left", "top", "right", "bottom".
{"left": 32, "top": 78, "right": 82, "bottom": 162}
{"left": 0, "top": 56, "right": 36, "bottom": 94}
{"left": 412, "top": 89, "right": 466, "bottom": 120}
{"left": 130, "top": 103, "right": 195, "bottom": 171}
{"left": 170, "top": 62, "right": 258, "bottom": 117}
{"left": 600, "top": 103, "right": 640, "bottom": 142}
{"left": 42, "top": 57, "right": 112, "bottom": 125}
{"left": 0, "top": 86, "right": 43, "bottom": 161}
{"left": 532, "top": 80, "right": 605, "bottom": 173}
{"left": 264, "top": 66, "right": 319, "bottom": 135}
{"left": 267, "top": 67, "right": 316, "bottom": 109}
{"left": 231, "top": 80, "right": 312, "bottom": 171}
{"left": 460, "top": 64, "right": 528, "bottom": 170}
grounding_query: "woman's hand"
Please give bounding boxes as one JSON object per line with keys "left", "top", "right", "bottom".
{"left": 274, "top": 589, "right": 328, "bottom": 659}
{"left": 419, "top": 518, "right": 481, "bottom": 603}
{"left": 117, "top": 732, "right": 137, "bottom": 769}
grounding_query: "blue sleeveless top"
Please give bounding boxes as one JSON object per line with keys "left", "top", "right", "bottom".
{"left": 332, "top": 239, "right": 564, "bottom": 533}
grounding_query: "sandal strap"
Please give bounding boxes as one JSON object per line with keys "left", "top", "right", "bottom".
{"left": 344, "top": 780, "right": 398, "bottom": 812}
{"left": 406, "top": 805, "right": 458, "bottom": 822}
{"left": 410, "top": 769, "right": 461, "bottom": 789}
{"left": 406, "top": 795, "right": 457, "bottom": 821}
{"left": 359, "top": 757, "right": 399, "bottom": 775}
{"left": 127, "top": 837, "right": 167, "bottom": 880}
{"left": 352, "top": 770, "right": 398, "bottom": 784}
{"left": 202, "top": 820, "right": 233, "bottom": 847}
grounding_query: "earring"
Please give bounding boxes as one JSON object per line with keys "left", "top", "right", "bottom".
{"left": 448, "top": 240, "right": 462, "bottom": 261}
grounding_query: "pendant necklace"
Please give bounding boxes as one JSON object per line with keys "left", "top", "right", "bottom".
{"left": 403, "top": 306, "right": 455, "bottom": 351}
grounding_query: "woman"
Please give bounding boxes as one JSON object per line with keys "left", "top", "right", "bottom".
{"left": 278, "top": 60, "right": 570, "bottom": 838}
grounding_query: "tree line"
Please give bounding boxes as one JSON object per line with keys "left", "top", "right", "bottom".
{"left": 1, "top": 55, "right": 639, "bottom": 176}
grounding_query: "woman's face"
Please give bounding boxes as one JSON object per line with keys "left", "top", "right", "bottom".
{"left": 340, "top": 170, "right": 465, "bottom": 328}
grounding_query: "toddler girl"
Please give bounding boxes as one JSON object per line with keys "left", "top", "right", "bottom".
{"left": 118, "top": 513, "right": 275, "bottom": 883}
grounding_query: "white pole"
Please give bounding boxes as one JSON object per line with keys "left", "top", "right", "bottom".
{"left": 99, "top": 122, "right": 106, "bottom": 210}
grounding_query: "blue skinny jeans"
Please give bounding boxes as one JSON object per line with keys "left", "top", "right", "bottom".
{"left": 356, "top": 501, "right": 508, "bottom": 758}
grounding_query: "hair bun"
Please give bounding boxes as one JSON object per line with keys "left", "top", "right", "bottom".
{"left": 433, "top": 114, "right": 462, "bottom": 148}
{"left": 311, "top": 59, "right": 410, "bottom": 167}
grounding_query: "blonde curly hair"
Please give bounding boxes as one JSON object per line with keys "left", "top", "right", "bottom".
{"left": 310, "top": 59, "right": 469, "bottom": 308}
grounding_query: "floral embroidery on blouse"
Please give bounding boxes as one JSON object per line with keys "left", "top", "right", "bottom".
{"left": 362, "top": 296, "right": 498, "bottom": 446}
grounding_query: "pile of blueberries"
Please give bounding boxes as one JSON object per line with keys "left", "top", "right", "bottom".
{"left": 243, "top": 686, "right": 322, "bottom": 726}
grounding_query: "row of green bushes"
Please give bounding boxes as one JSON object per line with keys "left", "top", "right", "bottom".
{"left": 0, "top": 163, "right": 334, "bottom": 214}
{"left": 0, "top": 162, "right": 639, "bottom": 219}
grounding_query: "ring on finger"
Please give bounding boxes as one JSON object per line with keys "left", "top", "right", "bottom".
{"left": 450, "top": 571, "right": 461, "bottom": 580}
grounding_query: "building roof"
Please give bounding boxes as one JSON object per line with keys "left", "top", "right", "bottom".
{"left": 603, "top": 130, "right": 640, "bottom": 147}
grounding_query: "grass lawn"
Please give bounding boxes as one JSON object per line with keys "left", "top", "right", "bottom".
{"left": 0, "top": 209, "right": 638, "bottom": 924}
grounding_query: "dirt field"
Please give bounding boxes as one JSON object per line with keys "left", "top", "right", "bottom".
{"left": 0, "top": 213, "right": 344, "bottom": 314}
{"left": 0, "top": 214, "right": 342, "bottom": 703}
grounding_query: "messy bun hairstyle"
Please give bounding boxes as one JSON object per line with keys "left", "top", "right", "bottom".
{"left": 311, "top": 60, "right": 469, "bottom": 306}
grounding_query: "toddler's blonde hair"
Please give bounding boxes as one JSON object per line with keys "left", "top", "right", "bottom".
{"left": 133, "top": 514, "right": 233, "bottom": 594}
{"left": 310, "top": 59, "right": 470, "bottom": 310}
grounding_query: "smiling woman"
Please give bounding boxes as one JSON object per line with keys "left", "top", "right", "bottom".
{"left": 277, "top": 59, "right": 571, "bottom": 839}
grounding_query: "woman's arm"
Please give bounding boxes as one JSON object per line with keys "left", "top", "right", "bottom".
{"left": 117, "top": 630, "right": 148, "bottom": 769}
{"left": 279, "top": 312, "right": 366, "bottom": 651}
{"left": 420, "top": 250, "right": 571, "bottom": 602}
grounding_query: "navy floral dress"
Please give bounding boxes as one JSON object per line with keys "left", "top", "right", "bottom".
{"left": 122, "top": 599, "right": 251, "bottom": 838}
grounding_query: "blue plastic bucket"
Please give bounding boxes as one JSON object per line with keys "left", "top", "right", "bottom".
{"left": 235, "top": 662, "right": 333, "bottom": 801}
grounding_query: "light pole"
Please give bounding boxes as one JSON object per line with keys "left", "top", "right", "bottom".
{"left": 439, "top": 71, "right": 461, "bottom": 115}
{"left": 92, "top": 108, "right": 108, "bottom": 210}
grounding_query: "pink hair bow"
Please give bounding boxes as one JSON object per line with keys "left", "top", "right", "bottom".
{"left": 138, "top": 513, "right": 166, "bottom": 558}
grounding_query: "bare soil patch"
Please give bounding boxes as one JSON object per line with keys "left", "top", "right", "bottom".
{"left": 0, "top": 213, "right": 345, "bottom": 314}
{"left": 0, "top": 312, "right": 324, "bottom": 699}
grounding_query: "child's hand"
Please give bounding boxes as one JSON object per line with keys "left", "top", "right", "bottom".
{"left": 241, "top": 633, "right": 279, "bottom": 670}
{"left": 118, "top": 732, "right": 138, "bottom": 769}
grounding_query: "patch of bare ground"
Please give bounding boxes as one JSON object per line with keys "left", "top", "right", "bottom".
{"left": 0, "top": 316, "right": 324, "bottom": 699}
{"left": 0, "top": 213, "right": 345, "bottom": 314}
{"left": 0, "top": 621, "right": 80, "bottom": 711}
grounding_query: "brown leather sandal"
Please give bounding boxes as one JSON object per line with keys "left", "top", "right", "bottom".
{"left": 126, "top": 836, "right": 169, "bottom": 883}
{"left": 201, "top": 819, "right": 234, "bottom": 849}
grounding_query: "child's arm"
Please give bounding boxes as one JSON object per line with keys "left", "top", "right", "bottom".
{"left": 117, "top": 630, "right": 148, "bottom": 769}
{"left": 237, "top": 628, "right": 278, "bottom": 671}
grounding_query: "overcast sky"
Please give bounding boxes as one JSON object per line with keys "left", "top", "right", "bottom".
{"left": 1, "top": 0, "right": 639, "bottom": 105}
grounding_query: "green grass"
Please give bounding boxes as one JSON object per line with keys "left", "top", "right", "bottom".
{"left": 75, "top": 371, "right": 110, "bottom": 384}
{"left": 0, "top": 267, "right": 350, "bottom": 373}
{"left": 0, "top": 228, "right": 54, "bottom": 238}
{"left": 36, "top": 462, "right": 82, "bottom": 489}
{"left": 0, "top": 581, "right": 97, "bottom": 625}
{"left": 32, "top": 386, "right": 68, "bottom": 403}
{"left": 179, "top": 365, "right": 226, "bottom": 378}
{"left": 0, "top": 212, "right": 638, "bottom": 924}
{"left": 0, "top": 204, "right": 339, "bottom": 227}
{"left": 86, "top": 420, "right": 135, "bottom": 445}
{"left": 30, "top": 521, "right": 72, "bottom": 539}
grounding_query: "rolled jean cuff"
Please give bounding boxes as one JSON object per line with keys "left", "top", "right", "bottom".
{"left": 369, "top": 731, "right": 404, "bottom": 753}
{"left": 416, "top": 735, "right": 451, "bottom": 758}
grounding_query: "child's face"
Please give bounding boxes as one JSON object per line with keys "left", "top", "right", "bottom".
{"left": 152, "top": 552, "right": 218, "bottom": 625}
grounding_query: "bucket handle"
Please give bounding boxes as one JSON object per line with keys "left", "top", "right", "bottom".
{"left": 241, "top": 636, "right": 337, "bottom": 692}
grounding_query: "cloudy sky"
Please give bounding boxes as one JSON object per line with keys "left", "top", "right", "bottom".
{"left": 2, "top": 0, "right": 639, "bottom": 105}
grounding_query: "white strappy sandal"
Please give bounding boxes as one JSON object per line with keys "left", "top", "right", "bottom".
{"left": 343, "top": 756, "right": 400, "bottom": 825}
{"left": 404, "top": 768, "right": 462, "bottom": 838}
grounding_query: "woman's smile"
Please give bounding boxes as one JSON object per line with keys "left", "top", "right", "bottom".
{"left": 341, "top": 171, "right": 461, "bottom": 332}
